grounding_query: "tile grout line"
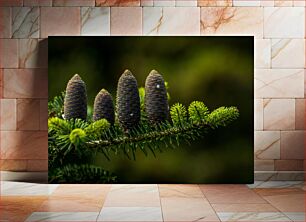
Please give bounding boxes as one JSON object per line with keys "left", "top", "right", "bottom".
{"left": 157, "top": 184, "right": 165, "bottom": 222}
{"left": 95, "top": 184, "right": 112, "bottom": 221}
{"left": 198, "top": 184, "right": 222, "bottom": 222}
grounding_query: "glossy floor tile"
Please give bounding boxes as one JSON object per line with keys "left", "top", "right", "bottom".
{"left": 199, "top": 184, "right": 266, "bottom": 204}
{"left": 0, "top": 196, "right": 48, "bottom": 221}
{"left": 217, "top": 212, "right": 291, "bottom": 221}
{"left": 1, "top": 181, "right": 58, "bottom": 196}
{"left": 98, "top": 207, "right": 163, "bottom": 221}
{"left": 103, "top": 184, "right": 160, "bottom": 207}
{"left": 0, "top": 182, "right": 304, "bottom": 222}
{"left": 25, "top": 212, "right": 99, "bottom": 221}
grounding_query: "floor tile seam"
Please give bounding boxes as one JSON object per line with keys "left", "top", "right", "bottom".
{"left": 197, "top": 184, "right": 222, "bottom": 222}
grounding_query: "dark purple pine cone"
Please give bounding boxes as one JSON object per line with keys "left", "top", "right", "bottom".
{"left": 116, "top": 70, "right": 140, "bottom": 131}
{"left": 145, "top": 70, "right": 169, "bottom": 124}
{"left": 64, "top": 74, "right": 87, "bottom": 120}
{"left": 93, "top": 89, "right": 115, "bottom": 125}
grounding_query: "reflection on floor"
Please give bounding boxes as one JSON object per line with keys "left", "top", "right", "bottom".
{"left": 0, "top": 181, "right": 304, "bottom": 221}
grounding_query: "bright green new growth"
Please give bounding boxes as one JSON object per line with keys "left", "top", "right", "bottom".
{"left": 188, "top": 101, "right": 209, "bottom": 124}
{"left": 207, "top": 106, "right": 239, "bottom": 129}
{"left": 69, "top": 128, "right": 86, "bottom": 145}
{"left": 85, "top": 119, "right": 110, "bottom": 137}
{"left": 170, "top": 103, "right": 187, "bottom": 126}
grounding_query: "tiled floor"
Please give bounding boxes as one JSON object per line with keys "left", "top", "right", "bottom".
{"left": 0, "top": 181, "right": 304, "bottom": 222}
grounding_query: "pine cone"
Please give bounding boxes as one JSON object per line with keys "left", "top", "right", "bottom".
{"left": 93, "top": 89, "right": 115, "bottom": 125}
{"left": 64, "top": 74, "right": 87, "bottom": 120}
{"left": 116, "top": 70, "right": 140, "bottom": 131}
{"left": 145, "top": 70, "right": 169, "bottom": 124}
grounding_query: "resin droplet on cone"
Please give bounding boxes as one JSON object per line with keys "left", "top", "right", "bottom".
{"left": 64, "top": 74, "right": 87, "bottom": 120}
{"left": 145, "top": 70, "right": 169, "bottom": 124}
{"left": 93, "top": 89, "right": 115, "bottom": 125}
{"left": 116, "top": 70, "right": 140, "bottom": 131}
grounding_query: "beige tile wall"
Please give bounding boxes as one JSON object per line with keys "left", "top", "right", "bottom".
{"left": 0, "top": 0, "right": 304, "bottom": 180}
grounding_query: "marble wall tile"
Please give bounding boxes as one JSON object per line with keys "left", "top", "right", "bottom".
{"left": 0, "top": 0, "right": 22, "bottom": 6}
{"left": 53, "top": 0, "right": 95, "bottom": 6}
{"left": 200, "top": 7, "right": 263, "bottom": 38}
{"left": 295, "top": 99, "right": 304, "bottom": 130}
{"left": 39, "top": 99, "right": 48, "bottom": 130}
{"left": 23, "top": 0, "right": 52, "bottom": 6}
{"left": 141, "top": 0, "right": 153, "bottom": 6}
{"left": 198, "top": 0, "right": 232, "bottom": 6}
{"left": 96, "top": 0, "right": 140, "bottom": 6}
{"left": 0, "top": 7, "right": 11, "bottom": 38}
{"left": 255, "top": 69, "right": 304, "bottom": 98}
{"left": 161, "top": 197, "right": 219, "bottom": 221}
{"left": 254, "top": 171, "right": 304, "bottom": 181}
{"left": 255, "top": 131, "right": 280, "bottom": 160}
{"left": 264, "top": 7, "right": 305, "bottom": 38}
{"left": 0, "top": 39, "right": 18, "bottom": 68}
{"left": 0, "top": 159, "right": 27, "bottom": 171}
{"left": 254, "top": 160, "right": 275, "bottom": 171}
{"left": 27, "top": 159, "right": 48, "bottom": 171}
{"left": 255, "top": 99, "right": 263, "bottom": 130}
{"left": 271, "top": 39, "right": 305, "bottom": 68}
{"left": 305, "top": 69, "right": 306, "bottom": 98}
{"left": 110, "top": 7, "right": 142, "bottom": 35}
{"left": 260, "top": 0, "right": 274, "bottom": 6}
{"left": 0, "top": 99, "right": 16, "bottom": 130}
{"left": 0, "top": 69, "right": 3, "bottom": 98}
{"left": 19, "top": 39, "right": 48, "bottom": 68}
{"left": 154, "top": 0, "right": 175, "bottom": 6}
{"left": 275, "top": 160, "right": 304, "bottom": 171}
{"left": 255, "top": 39, "right": 271, "bottom": 68}
{"left": 12, "top": 7, "right": 39, "bottom": 38}
{"left": 143, "top": 7, "right": 200, "bottom": 35}
{"left": 0, "top": 131, "right": 47, "bottom": 159}
{"left": 98, "top": 207, "right": 162, "bottom": 221}
{"left": 40, "top": 7, "right": 80, "bottom": 38}
{"left": 17, "top": 99, "right": 40, "bottom": 130}
{"left": 233, "top": 0, "right": 260, "bottom": 6}
{"left": 280, "top": 131, "right": 304, "bottom": 159}
{"left": 274, "top": 0, "right": 293, "bottom": 6}
{"left": 176, "top": 0, "right": 197, "bottom": 6}
{"left": 3, "top": 69, "right": 48, "bottom": 99}
{"left": 81, "top": 7, "right": 110, "bottom": 36}
{"left": 263, "top": 99, "right": 295, "bottom": 130}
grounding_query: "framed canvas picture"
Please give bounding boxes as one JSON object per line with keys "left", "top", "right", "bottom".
{"left": 48, "top": 36, "right": 254, "bottom": 184}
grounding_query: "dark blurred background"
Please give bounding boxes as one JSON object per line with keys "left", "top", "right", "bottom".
{"left": 49, "top": 36, "right": 254, "bottom": 183}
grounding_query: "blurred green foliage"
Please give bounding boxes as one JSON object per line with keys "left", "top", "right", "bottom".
{"left": 49, "top": 36, "right": 254, "bottom": 183}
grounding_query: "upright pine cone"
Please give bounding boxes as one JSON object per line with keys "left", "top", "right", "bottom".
{"left": 64, "top": 74, "right": 87, "bottom": 120}
{"left": 145, "top": 70, "right": 169, "bottom": 124}
{"left": 116, "top": 70, "right": 140, "bottom": 131}
{"left": 93, "top": 89, "right": 115, "bottom": 125}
